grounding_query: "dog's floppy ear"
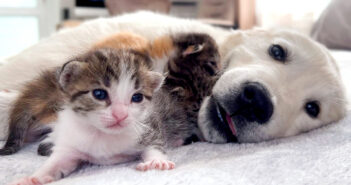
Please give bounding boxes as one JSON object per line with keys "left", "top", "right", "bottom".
{"left": 58, "top": 60, "right": 86, "bottom": 90}
{"left": 182, "top": 44, "right": 204, "bottom": 56}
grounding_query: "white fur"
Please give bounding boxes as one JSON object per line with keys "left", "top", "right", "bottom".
{"left": 55, "top": 108, "right": 142, "bottom": 162}
{"left": 8, "top": 95, "right": 145, "bottom": 184}
{"left": 0, "top": 91, "right": 18, "bottom": 140}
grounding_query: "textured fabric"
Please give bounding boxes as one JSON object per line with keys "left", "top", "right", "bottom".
{"left": 312, "top": 0, "right": 351, "bottom": 50}
{"left": 1, "top": 51, "right": 351, "bottom": 185}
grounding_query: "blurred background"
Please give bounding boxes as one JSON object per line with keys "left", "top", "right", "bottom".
{"left": 0, "top": 0, "right": 349, "bottom": 59}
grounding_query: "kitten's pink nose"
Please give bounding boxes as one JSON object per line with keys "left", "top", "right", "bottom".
{"left": 112, "top": 105, "right": 128, "bottom": 123}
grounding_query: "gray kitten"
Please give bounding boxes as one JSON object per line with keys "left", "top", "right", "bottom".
{"left": 155, "top": 33, "right": 221, "bottom": 147}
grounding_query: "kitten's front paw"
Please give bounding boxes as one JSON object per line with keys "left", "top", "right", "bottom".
{"left": 8, "top": 176, "right": 53, "bottom": 185}
{"left": 136, "top": 159, "right": 175, "bottom": 171}
{"left": 0, "top": 89, "right": 10, "bottom": 93}
{"left": 8, "top": 177, "right": 41, "bottom": 185}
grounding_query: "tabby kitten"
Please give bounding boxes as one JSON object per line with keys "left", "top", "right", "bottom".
{"left": 8, "top": 48, "right": 175, "bottom": 185}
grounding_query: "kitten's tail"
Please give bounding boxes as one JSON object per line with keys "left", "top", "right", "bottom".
{"left": 0, "top": 90, "right": 18, "bottom": 140}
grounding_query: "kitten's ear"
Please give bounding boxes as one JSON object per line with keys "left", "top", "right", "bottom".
{"left": 58, "top": 60, "right": 86, "bottom": 90}
{"left": 182, "top": 44, "right": 204, "bottom": 56}
{"left": 170, "top": 87, "right": 186, "bottom": 97}
{"left": 146, "top": 71, "right": 164, "bottom": 92}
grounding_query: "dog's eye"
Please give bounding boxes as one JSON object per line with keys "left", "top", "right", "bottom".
{"left": 269, "top": 44, "right": 287, "bottom": 62}
{"left": 305, "top": 101, "right": 320, "bottom": 118}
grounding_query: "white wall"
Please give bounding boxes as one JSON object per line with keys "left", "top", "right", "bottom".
{"left": 256, "top": 0, "right": 331, "bottom": 35}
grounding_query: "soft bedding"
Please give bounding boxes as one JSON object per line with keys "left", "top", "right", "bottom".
{"left": 0, "top": 50, "right": 351, "bottom": 185}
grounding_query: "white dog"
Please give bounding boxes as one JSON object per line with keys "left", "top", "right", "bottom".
{"left": 0, "top": 11, "right": 346, "bottom": 144}
{"left": 198, "top": 30, "right": 346, "bottom": 143}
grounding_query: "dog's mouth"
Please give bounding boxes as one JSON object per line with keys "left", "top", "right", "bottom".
{"left": 215, "top": 100, "right": 237, "bottom": 137}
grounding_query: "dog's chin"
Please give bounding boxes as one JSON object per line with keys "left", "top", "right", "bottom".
{"left": 200, "top": 96, "right": 238, "bottom": 143}
{"left": 201, "top": 96, "right": 275, "bottom": 143}
{"left": 215, "top": 100, "right": 238, "bottom": 140}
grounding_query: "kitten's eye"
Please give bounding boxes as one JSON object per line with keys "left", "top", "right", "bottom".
{"left": 269, "top": 44, "right": 287, "bottom": 62}
{"left": 204, "top": 61, "right": 218, "bottom": 76}
{"left": 305, "top": 101, "right": 320, "bottom": 118}
{"left": 209, "top": 61, "right": 217, "bottom": 66}
{"left": 131, "top": 93, "right": 143, "bottom": 103}
{"left": 92, "top": 89, "right": 108, "bottom": 100}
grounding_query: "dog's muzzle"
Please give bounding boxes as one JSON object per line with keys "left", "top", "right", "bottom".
{"left": 227, "top": 82, "right": 273, "bottom": 124}
{"left": 211, "top": 82, "right": 274, "bottom": 142}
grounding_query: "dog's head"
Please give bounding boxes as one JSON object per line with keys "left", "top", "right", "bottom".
{"left": 198, "top": 29, "right": 347, "bottom": 143}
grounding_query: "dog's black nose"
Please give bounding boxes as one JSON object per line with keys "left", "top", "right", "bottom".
{"left": 232, "top": 82, "right": 273, "bottom": 124}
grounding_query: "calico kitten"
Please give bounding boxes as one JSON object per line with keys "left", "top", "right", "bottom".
{"left": 92, "top": 32, "right": 150, "bottom": 54}
{"left": 8, "top": 48, "right": 174, "bottom": 185}
{"left": 93, "top": 32, "right": 175, "bottom": 73}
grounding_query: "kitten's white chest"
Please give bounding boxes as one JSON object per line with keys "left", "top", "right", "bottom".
{"left": 54, "top": 109, "right": 143, "bottom": 165}
{"left": 79, "top": 130, "right": 141, "bottom": 164}
{"left": 79, "top": 128, "right": 140, "bottom": 156}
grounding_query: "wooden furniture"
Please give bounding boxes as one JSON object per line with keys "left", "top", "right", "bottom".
{"left": 59, "top": 0, "right": 256, "bottom": 30}
{"left": 236, "top": 0, "right": 256, "bottom": 29}
{"left": 173, "top": 0, "right": 255, "bottom": 29}
{"left": 198, "top": 0, "right": 236, "bottom": 27}
{"left": 105, "top": 0, "right": 170, "bottom": 15}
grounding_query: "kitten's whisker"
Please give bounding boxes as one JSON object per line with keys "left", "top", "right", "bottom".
{"left": 131, "top": 123, "right": 142, "bottom": 137}
{"left": 134, "top": 120, "right": 150, "bottom": 130}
